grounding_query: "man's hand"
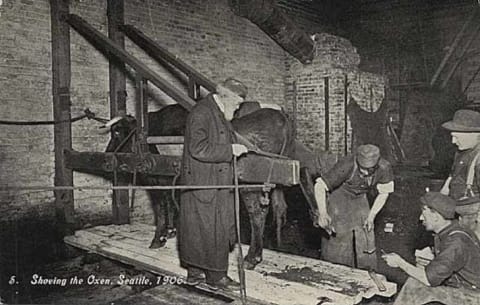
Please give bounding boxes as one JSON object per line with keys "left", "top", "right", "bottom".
{"left": 382, "top": 252, "right": 404, "bottom": 268}
{"left": 232, "top": 144, "right": 248, "bottom": 156}
{"left": 363, "top": 215, "right": 375, "bottom": 232}
{"left": 316, "top": 213, "right": 335, "bottom": 235}
{"left": 440, "top": 177, "right": 451, "bottom": 195}
{"left": 440, "top": 185, "right": 449, "bottom": 195}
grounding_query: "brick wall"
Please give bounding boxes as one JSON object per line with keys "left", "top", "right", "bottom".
{"left": 286, "top": 33, "right": 386, "bottom": 156}
{"left": 0, "top": 0, "right": 327, "bottom": 224}
{"left": 0, "top": 0, "right": 57, "bottom": 222}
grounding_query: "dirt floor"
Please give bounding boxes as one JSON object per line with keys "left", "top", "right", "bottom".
{"left": 0, "top": 165, "right": 443, "bottom": 305}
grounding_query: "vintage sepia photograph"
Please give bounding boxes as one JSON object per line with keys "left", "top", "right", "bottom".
{"left": 1, "top": 0, "right": 480, "bottom": 304}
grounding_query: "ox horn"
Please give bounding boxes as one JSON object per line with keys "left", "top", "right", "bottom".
{"left": 98, "top": 116, "right": 124, "bottom": 134}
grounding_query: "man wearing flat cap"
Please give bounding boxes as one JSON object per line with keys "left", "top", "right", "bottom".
{"left": 383, "top": 192, "right": 480, "bottom": 305}
{"left": 314, "top": 144, "right": 394, "bottom": 269}
{"left": 179, "top": 77, "right": 248, "bottom": 290}
{"left": 441, "top": 109, "right": 480, "bottom": 238}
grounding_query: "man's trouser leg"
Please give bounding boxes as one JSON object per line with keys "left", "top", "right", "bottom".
{"left": 394, "top": 277, "right": 480, "bottom": 305}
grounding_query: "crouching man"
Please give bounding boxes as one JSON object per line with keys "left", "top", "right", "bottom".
{"left": 314, "top": 144, "right": 394, "bottom": 269}
{"left": 382, "top": 192, "right": 480, "bottom": 305}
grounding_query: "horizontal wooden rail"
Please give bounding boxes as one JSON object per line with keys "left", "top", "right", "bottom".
{"left": 147, "top": 136, "right": 184, "bottom": 144}
{"left": 0, "top": 184, "right": 275, "bottom": 192}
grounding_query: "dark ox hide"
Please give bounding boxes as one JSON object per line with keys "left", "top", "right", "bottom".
{"left": 106, "top": 103, "right": 323, "bottom": 269}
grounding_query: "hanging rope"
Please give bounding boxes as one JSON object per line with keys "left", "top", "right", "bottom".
{"left": 0, "top": 108, "right": 108, "bottom": 125}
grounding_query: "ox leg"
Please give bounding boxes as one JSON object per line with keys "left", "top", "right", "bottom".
{"left": 166, "top": 193, "right": 177, "bottom": 239}
{"left": 149, "top": 190, "right": 169, "bottom": 249}
{"left": 271, "top": 188, "right": 287, "bottom": 247}
{"left": 242, "top": 191, "right": 269, "bottom": 270}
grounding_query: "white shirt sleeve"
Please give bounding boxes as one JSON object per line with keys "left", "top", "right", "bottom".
{"left": 315, "top": 177, "right": 329, "bottom": 192}
{"left": 376, "top": 181, "right": 394, "bottom": 194}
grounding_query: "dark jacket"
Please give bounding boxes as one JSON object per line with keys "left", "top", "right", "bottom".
{"left": 449, "top": 145, "right": 480, "bottom": 200}
{"left": 178, "top": 94, "right": 236, "bottom": 271}
{"left": 426, "top": 221, "right": 480, "bottom": 289}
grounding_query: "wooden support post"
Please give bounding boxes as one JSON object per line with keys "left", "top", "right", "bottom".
{"left": 188, "top": 78, "right": 200, "bottom": 100}
{"left": 324, "top": 77, "right": 329, "bottom": 152}
{"left": 50, "top": 0, "right": 74, "bottom": 236}
{"left": 108, "top": 0, "right": 129, "bottom": 225}
{"left": 344, "top": 74, "right": 349, "bottom": 156}
{"left": 107, "top": 0, "right": 126, "bottom": 117}
{"left": 292, "top": 81, "right": 297, "bottom": 139}
{"left": 135, "top": 76, "right": 149, "bottom": 153}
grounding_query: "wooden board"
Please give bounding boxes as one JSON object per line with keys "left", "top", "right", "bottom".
{"left": 64, "top": 224, "right": 396, "bottom": 305}
{"left": 65, "top": 149, "right": 299, "bottom": 186}
{"left": 113, "top": 284, "right": 264, "bottom": 305}
{"left": 236, "top": 153, "right": 300, "bottom": 186}
{"left": 64, "top": 149, "right": 181, "bottom": 176}
{"left": 152, "top": 143, "right": 300, "bottom": 186}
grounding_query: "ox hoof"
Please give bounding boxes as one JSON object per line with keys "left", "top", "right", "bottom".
{"left": 244, "top": 257, "right": 262, "bottom": 270}
{"left": 166, "top": 228, "right": 177, "bottom": 239}
{"left": 149, "top": 236, "right": 167, "bottom": 249}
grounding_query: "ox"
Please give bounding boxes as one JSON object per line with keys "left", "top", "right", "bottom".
{"left": 105, "top": 102, "right": 326, "bottom": 269}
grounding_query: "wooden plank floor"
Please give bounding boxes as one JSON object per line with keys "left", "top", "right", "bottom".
{"left": 64, "top": 224, "right": 396, "bottom": 305}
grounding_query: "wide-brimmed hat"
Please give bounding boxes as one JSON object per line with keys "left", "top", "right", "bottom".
{"left": 456, "top": 196, "right": 480, "bottom": 216}
{"left": 442, "top": 109, "right": 480, "bottom": 132}
{"left": 420, "top": 192, "right": 456, "bottom": 219}
{"left": 356, "top": 144, "right": 380, "bottom": 168}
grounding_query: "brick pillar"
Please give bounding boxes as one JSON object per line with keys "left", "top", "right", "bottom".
{"left": 287, "top": 33, "right": 386, "bottom": 156}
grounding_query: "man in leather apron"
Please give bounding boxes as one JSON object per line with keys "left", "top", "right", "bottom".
{"left": 383, "top": 192, "right": 480, "bottom": 305}
{"left": 440, "top": 109, "right": 480, "bottom": 238}
{"left": 313, "top": 144, "right": 394, "bottom": 269}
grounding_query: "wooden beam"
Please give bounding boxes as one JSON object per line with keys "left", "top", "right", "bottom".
{"left": 119, "top": 25, "right": 192, "bottom": 93}
{"left": 441, "top": 21, "right": 480, "bottom": 89}
{"left": 107, "top": 0, "right": 126, "bottom": 117}
{"left": 236, "top": 154, "right": 299, "bottom": 186}
{"left": 230, "top": 0, "right": 314, "bottom": 64}
{"left": 66, "top": 14, "right": 196, "bottom": 111}
{"left": 344, "top": 74, "right": 348, "bottom": 156}
{"left": 135, "top": 76, "right": 149, "bottom": 153}
{"left": 147, "top": 136, "right": 184, "bottom": 144}
{"left": 120, "top": 25, "right": 217, "bottom": 93}
{"left": 188, "top": 78, "right": 201, "bottom": 100}
{"left": 65, "top": 149, "right": 299, "bottom": 186}
{"left": 50, "top": 0, "right": 74, "bottom": 236}
{"left": 430, "top": 9, "right": 477, "bottom": 86}
{"left": 64, "top": 150, "right": 182, "bottom": 177}
{"left": 324, "top": 77, "right": 330, "bottom": 151}
{"left": 107, "top": 0, "right": 129, "bottom": 225}
{"left": 389, "top": 82, "right": 429, "bottom": 89}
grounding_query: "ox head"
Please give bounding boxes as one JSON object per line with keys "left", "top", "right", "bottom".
{"left": 103, "top": 115, "right": 137, "bottom": 153}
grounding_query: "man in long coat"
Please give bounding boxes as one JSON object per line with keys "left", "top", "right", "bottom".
{"left": 179, "top": 78, "right": 248, "bottom": 290}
